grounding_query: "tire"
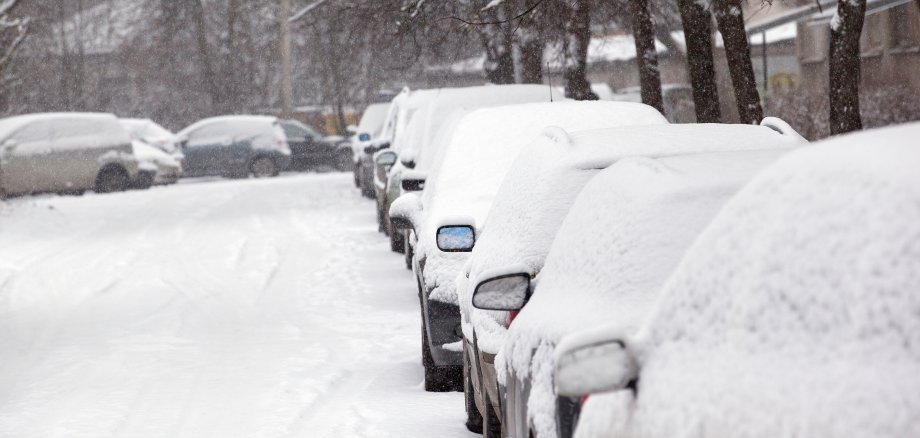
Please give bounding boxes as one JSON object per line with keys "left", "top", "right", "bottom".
{"left": 250, "top": 156, "right": 278, "bottom": 178}
{"left": 353, "top": 165, "right": 361, "bottom": 187}
{"left": 422, "top": 318, "right": 462, "bottom": 392}
{"left": 464, "top": 346, "right": 484, "bottom": 433}
{"left": 95, "top": 166, "right": 129, "bottom": 193}
{"left": 390, "top": 230, "right": 405, "bottom": 254}
{"left": 483, "top": 389, "right": 502, "bottom": 438}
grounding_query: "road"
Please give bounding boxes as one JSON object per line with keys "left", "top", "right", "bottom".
{"left": 0, "top": 173, "right": 476, "bottom": 438}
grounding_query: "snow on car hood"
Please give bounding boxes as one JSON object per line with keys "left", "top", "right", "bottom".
{"left": 605, "top": 122, "right": 920, "bottom": 438}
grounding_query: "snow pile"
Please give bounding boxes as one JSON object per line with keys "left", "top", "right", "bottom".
{"left": 466, "top": 123, "right": 803, "bottom": 356}
{"left": 498, "top": 150, "right": 791, "bottom": 438}
{"left": 583, "top": 122, "right": 920, "bottom": 438}
{"left": 416, "top": 101, "right": 667, "bottom": 308}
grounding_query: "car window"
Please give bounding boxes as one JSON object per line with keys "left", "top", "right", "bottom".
{"left": 10, "top": 120, "right": 52, "bottom": 149}
{"left": 282, "top": 123, "right": 308, "bottom": 140}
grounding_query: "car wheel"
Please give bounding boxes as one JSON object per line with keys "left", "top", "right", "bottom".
{"left": 390, "top": 230, "right": 405, "bottom": 254}
{"left": 422, "top": 318, "right": 461, "bottom": 392}
{"left": 404, "top": 236, "right": 413, "bottom": 270}
{"left": 464, "top": 346, "right": 484, "bottom": 433}
{"left": 95, "top": 166, "right": 129, "bottom": 193}
{"left": 250, "top": 156, "right": 278, "bottom": 178}
{"left": 483, "top": 389, "right": 502, "bottom": 438}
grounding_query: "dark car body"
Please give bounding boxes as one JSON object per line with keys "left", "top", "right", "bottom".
{"left": 177, "top": 116, "right": 291, "bottom": 179}
{"left": 281, "top": 120, "right": 350, "bottom": 171}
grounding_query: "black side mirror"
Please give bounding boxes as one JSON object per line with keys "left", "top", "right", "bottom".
{"left": 401, "top": 177, "right": 425, "bottom": 192}
{"left": 472, "top": 272, "right": 531, "bottom": 311}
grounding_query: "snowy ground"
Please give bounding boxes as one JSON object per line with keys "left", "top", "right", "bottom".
{"left": 0, "top": 173, "right": 476, "bottom": 438}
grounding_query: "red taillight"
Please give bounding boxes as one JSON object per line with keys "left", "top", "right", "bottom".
{"left": 579, "top": 395, "right": 590, "bottom": 407}
{"left": 507, "top": 310, "right": 520, "bottom": 325}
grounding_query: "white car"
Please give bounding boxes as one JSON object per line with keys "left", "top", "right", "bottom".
{"left": 462, "top": 119, "right": 805, "bottom": 437}
{"left": 557, "top": 122, "right": 920, "bottom": 438}
{"left": 481, "top": 149, "right": 792, "bottom": 438}
{"left": 388, "top": 100, "right": 668, "bottom": 428}
{"left": 351, "top": 102, "right": 392, "bottom": 188}
{"left": 130, "top": 140, "right": 182, "bottom": 187}
{"left": 119, "top": 118, "right": 182, "bottom": 159}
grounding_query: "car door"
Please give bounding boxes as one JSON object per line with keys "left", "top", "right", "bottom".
{"left": 0, "top": 119, "right": 52, "bottom": 195}
{"left": 182, "top": 124, "right": 230, "bottom": 177}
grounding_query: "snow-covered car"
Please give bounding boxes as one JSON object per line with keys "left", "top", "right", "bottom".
{"left": 462, "top": 119, "right": 805, "bottom": 437}
{"left": 556, "top": 122, "right": 920, "bottom": 438}
{"left": 130, "top": 140, "right": 182, "bottom": 188}
{"left": 0, "top": 112, "right": 140, "bottom": 197}
{"left": 352, "top": 102, "right": 392, "bottom": 189}
{"left": 380, "top": 84, "right": 555, "bottom": 254}
{"left": 280, "top": 119, "right": 350, "bottom": 171}
{"left": 119, "top": 118, "right": 182, "bottom": 159}
{"left": 176, "top": 115, "right": 291, "bottom": 179}
{"left": 387, "top": 101, "right": 668, "bottom": 412}
{"left": 481, "top": 149, "right": 792, "bottom": 438}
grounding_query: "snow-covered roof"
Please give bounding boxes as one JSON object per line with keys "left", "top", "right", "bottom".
{"left": 177, "top": 115, "right": 278, "bottom": 138}
{"left": 395, "top": 84, "right": 553, "bottom": 168}
{"left": 0, "top": 112, "right": 120, "bottom": 142}
{"left": 356, "top": 103, "right": 392, "bottom": 136}
{"left": 497, "top": 149, "right": 791, "bottom": 437}
{"left": 619, "top": 122, "right": 920, "bottom": 438}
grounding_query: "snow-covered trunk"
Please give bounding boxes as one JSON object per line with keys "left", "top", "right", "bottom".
{"left": 516, "top": 22, "right": 544, "bottom": 84}
{"left": 713, "top": 0, "right": 763, "bottom": 124}
{"left": 478, "top": 3, "right": 515, "bottom": 84}
{"left": 676, "top": 0, "right": 721, "bottom": 122}
{"left": 829, "top": 0, "right": 866, "bottom": 134}
{"left": 630, "top": 0, "right": 664, "bottom": 114}
{"left": 562, "top": 0, "right": 597, "bottom": 100}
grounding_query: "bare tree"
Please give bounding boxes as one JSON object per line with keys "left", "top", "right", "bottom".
{"left": 712, "top": 0, "right": 763, "bottom": 124}
{"left": 629, "top": 0, "right": 663, "bottom": 113}
{"left": 676, "top": 0, "right": 721, "bottom": 122}
{"left": 828, "top": 0, "right": 866, "bottom": 134}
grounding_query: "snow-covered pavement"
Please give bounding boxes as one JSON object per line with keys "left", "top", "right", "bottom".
{"left": 0, "top": 173, "right": 476, "bottom": 438}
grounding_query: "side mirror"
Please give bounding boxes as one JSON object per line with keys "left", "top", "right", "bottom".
{"left": 2, "top": 138, "right": 17, "bottom": 151}
{"left": 437, "top": 225, "right": 475, "bottom": 252}
{"left": 389, "top": 192, "right": 422, "bottom": 231}
{"left": 401, "top": 170, "right": 427, "bottom": 192}
{"left": 472, "top": 272, "right": 530, "bottom": 311}
{"left": 401, "top": 159, "right": 416, "bottom": 169}
{"left": 375, "top": 151, "right": 398, "bottom": 167}
{"left": 554, "top": 334, "right": 638, "bottom": 397}
{"left": 358, "top": 133, "right": 371, "bottom": 142}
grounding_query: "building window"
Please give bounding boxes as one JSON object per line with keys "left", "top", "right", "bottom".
{"left": 861, "top": 12, "right": 885, "bottom": 56}
{"left": 889, "top": 3, "right": 920, "bottom": 50}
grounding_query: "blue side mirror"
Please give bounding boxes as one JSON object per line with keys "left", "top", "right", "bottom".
{"left": 436, "top": 225, "right": 475, "bottom": 252}
{"left": 358, "top": 133, "right": 371, "bottom": 142}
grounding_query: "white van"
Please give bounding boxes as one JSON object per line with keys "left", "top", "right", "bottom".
{"left": 0, "top": 112, "right": 139, "bottom": 198}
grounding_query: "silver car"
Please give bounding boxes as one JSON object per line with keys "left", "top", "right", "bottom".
{"left": 0, "top": 112, "right": 140, "bottom": 198}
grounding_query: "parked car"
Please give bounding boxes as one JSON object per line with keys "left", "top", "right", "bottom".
{"left": 130, "top": 140, "right": 182, "bottom": 188}
{"left": 280, "top": 119, "right": 350, "bottom": 171}
{"left": 555, "top": 122, "right": 920, "bottom": 438}
{"left": 476, "top": 149, "right": 793, "bottom": 438}
{"left": 387, "top": 101, "right": 668, "bottom": 414}
{"left": 351, "top": 102, "right": 392, "bottom": 188}
{"left": 460, "top": 119, "right": 805, "bottom": 437}
{"left": 176, "top": 115, "right": 291, "bottom": 179}
{"left": 119, "top": 118, "right": 182, "bottom": 159}
{"left": 380, "top": 84, "right": 556, "bottom": 254}
{"left": 0, "top": 112, "right": 140, "bottom": 198}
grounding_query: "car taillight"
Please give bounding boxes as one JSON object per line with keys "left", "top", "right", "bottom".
{"left": 507, "top": 310, "right": 520, "bottom": 325}
{"left": 580, "top": 395, "right": 589, "bottom": 407}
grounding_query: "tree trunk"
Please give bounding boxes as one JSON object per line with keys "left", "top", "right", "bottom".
{"left": 828, "top": 0, "right": 866, "bottom": 134}
{"left": 477, "top": 3, "right": 515, "bottom": 84}
{"left": 519, "top": 38, "right": 544, "bottom": 83}
{"left": 713, "top": 0, "right": 764, "bottom": 124}
{"left": 676, "top": 0, "right": 721, "bottom": 122}
{"left": 630, "top": 0, "right": 664, "bottom": 114}
{"left": 191, "top": 0, "right": 222, "bottom": 111}
{"left": 563, "top": 0, "right": 597, "bottom": 100}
